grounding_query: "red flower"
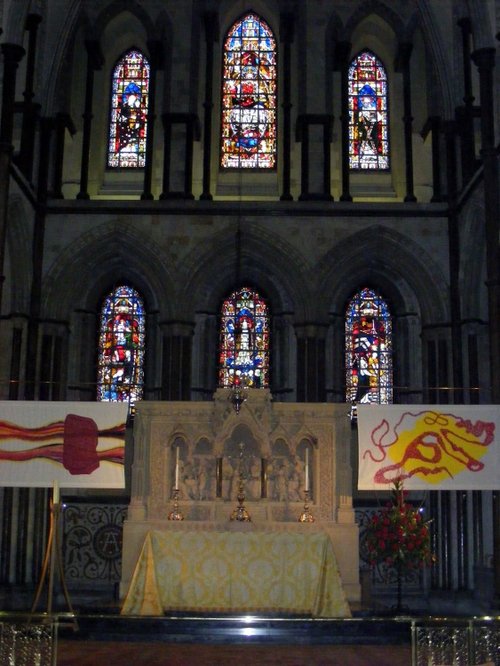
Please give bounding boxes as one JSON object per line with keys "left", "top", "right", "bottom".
{"left": 364, "top": 480, "right": 435, "bottom": 572}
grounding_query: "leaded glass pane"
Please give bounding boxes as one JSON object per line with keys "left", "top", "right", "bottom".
{"left": 219, "top": 287, "right": 270, "bottom": 388}
{"left": 221, "top": 13, "right": 277, "bottom": 169}
{"left": 345, "top": 287, "right": 392, "bottom": 404}
{"left": 348, "top": 51, "right": 390, "bottom": 170}
{"left": 107, "top": 50, "right": 150, "bottom": 168}
{"left": 97, "top": 285, "right": 145, "bottom": 406}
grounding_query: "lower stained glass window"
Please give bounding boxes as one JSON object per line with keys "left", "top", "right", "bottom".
{"left": 345, "top": 287, "right": 392, "bottom": 404}
{"left": 219, "top": 287, "right": 270, "bottom": 388}
{"left": 97, "top": 285, "right": 145, "bottom": 406}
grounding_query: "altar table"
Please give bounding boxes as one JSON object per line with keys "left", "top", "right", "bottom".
{"left": 121, "top": 529, "right": 351, "bottom": 618}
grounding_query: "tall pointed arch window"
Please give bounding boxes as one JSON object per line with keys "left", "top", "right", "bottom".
{"left": 218, "top": 287, "right": 270, "bottom": 388}
{"left": 348, "top": 50, "right": 389, "bottom": 170}
{"left": 107, "top": 49, "right": 150, "bottom": 168}
{"left": 97, "top": 285, "right": 146, "bottom": 406}
{"left": 221, "top": 13, "right": 277, "bottom": 169}
{"left": 345, "top": 287, "right": 393, "bottom": 404}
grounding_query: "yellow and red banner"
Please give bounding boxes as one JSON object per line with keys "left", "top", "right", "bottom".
{"left": 0, "top": 401, "right": 128, "bottom": 489}
{"left": 357, "top": 404, "right": 500, "bottom": 490}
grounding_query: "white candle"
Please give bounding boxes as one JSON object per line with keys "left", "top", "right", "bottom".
{"left": 175, "top": 446, "right": 180, "bottom": 489}
{"left": 53, "top": 480, "right": 60, "bottom": 504}
{"left": 305, "top": 448, "right": 309, "bottom": 492}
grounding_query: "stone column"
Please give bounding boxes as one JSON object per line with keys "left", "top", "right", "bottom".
{"left": 421, "top": 116, "right": 443, "bottom": 202}
{"left": 18, "top": 14, "right": 42, "bottom": 181}
{"left": 457, "top": 18, "right": 477, "bottom": 183}
{"left": 51, "top": 112, "right": 76, "bottom": 198}
{"left": 279, "top": 12, "right": 294, "bottom": 201}
{"left": 295, "top": 324, "right": 327, "bottom": 402}
{"left": 25, "top": 117, "right": 53, "bottom": 400}
{"left": 200, "top": 12, "right": 218, "bottom": 201}
{"left": 334, "top": 41, "right": 352, "bottom": 202}
{"left": 395, "top": 42, "right": 416, "bottom": 202}
{"left": 161, "top": 322, "right": 194, "bottom": 400}
{"left": 141, "top": 40, "right": 162, "bottom": 200}
{"left": 471, "top": 46, "right": 500, "bottom": 607}
{"left": 443, "top": 120, "right": 464, "bottom": 404}
{"left": 77, "top": 40, "right": 104, "bottom": 200}
{"left": 0, "top": 43, "right": 25, "bottom": 315}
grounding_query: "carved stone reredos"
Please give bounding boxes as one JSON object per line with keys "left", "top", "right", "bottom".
{"left": 212, "top": 388, "right": 274, "bottom": 444}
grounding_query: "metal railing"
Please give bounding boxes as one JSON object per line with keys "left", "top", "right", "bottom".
{"left": 411, "top": 617, "right": 500, "bottom": 666}
{"left": 0, "top": 618, "right": 57, "bottom": 666}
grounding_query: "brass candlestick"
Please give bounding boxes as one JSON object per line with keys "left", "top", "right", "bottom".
{"left": 230, "top": 442, "right": 251, "bottom": 522}
{"left": 299, "top": 490, "right": 315, "bottom": 522}
{"left": 230, "top": 473, "right": 251, "bottom": 522}
{"left": 168, "top": 488, "right": 184, "bottom": 521}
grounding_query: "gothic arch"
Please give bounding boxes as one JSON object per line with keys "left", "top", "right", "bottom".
{"left": 317, "top": 225, "right": 449, "bottom": 325}
{"left": 179, "top": 223, "right": 312, "bottom": 322}
{"left": 93, "top": 0, "right": 159, "bottom": 43}
{"left": 41, "top": 221, "right": 176, "bottom": 321}
{"left": 218, "top": 2, "right": 280, "bottom": 42}
{"left": 344, "top": 1, "right": 406, "bottom": 43}
{"left": 44, "top": 6, "right": 92, "bottom": 115}
{"left": 413, "top": 1, "right": 455, "bottom": 118}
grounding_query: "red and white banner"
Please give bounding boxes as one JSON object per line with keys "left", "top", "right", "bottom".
{"left": 0, "top": 401, "right": 128, "bottom": 489}
{"left": 357, "top": 404, "right": 500, "bottom": 490}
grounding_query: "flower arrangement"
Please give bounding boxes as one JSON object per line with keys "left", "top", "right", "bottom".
{"left": 365, "top": 478, "right": 435, "bottom": 573}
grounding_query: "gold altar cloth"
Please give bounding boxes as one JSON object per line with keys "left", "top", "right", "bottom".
{"left": 121, "top": 530, "right": 351, "bottom": 618}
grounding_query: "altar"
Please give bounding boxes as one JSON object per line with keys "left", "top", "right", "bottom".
{"left": 121, "top": 528, "right": 351, "bottom": 617}
{"left": 121, "top": 389, "right": 360, "bottom": 610}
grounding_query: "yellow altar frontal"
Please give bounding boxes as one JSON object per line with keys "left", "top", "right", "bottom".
{"left": 121, "top": 529, "right": 351, "bottom": 618}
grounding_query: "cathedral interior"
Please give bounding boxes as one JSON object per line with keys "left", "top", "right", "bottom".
{"left": 0, "top": 0, "right": 499, "bottom": 621}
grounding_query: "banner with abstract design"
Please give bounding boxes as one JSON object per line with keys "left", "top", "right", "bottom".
{"left": 357, "top": 404, "right": 500, "bottom": 490}
{"left": 0, "top": 402, "right": 128, "bottom": 489}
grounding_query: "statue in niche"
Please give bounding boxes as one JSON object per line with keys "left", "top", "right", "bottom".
{"left": 197, "top": 457, "right": 212, "bottom": 500}
{"left": 246, "top": 457, "right": 262, "bottom": 500}
{"left": 174, "top": 451, "right": 215, "bottom": 501}
{"left": 266, "top": 449, "right": 312, "bottom": 502}
{"left": 222, "top": 456, "right": 237, "bottom": 500}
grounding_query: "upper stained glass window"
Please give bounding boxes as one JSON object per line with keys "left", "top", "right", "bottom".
{"left": 221, "top": 13, "right": 277, "bottom": 169}
{"left": 219, "top": 287, "right": 270, "bottom": 388}
{"left": 345, "top": 287, "right": 393, "bottom": 404}
{"left": 107, "top": 49, "right": 150, "bottom": 168}
{"left": 348, "top": 50, "right": 389, "bottom": 170}
{"left": 97, "top": 285, "right": 145, "bottom": 407}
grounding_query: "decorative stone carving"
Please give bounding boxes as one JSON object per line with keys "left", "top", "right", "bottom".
{"left": 122, "top": 389, "right": 360, "bottom": 603}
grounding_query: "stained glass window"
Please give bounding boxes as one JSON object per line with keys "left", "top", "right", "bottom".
{"left": 97, "top": 285, "right": 145, "bottom": 406}
{"left": 348, "top": 50, "right": 389, "bottom": 170}
{"left": 107, "top": 49, "right": 150, "bottom": 168}
{"left": 221, "top": 13, "right": 277, "bottom": 169}
{"left": 219, "top": 287, "right": 270, "bottom": 388}
{"left": 345, "top": 287, "right": 393, "bottom": 404}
